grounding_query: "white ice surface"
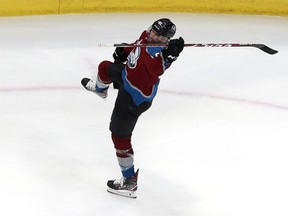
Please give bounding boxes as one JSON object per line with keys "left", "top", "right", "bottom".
{"left": 0, "top": 13, "right": 288, "bottom": 216}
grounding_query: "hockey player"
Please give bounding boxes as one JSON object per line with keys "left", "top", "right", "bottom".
{"left": 81, "top": 18, "right": 184, "bottom": 198}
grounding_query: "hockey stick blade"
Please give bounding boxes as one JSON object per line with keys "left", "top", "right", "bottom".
{"left": 252, "top": 44, "right": 278, "bottom": 55}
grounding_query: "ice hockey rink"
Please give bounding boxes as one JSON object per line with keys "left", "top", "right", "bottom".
{"left": 0, "top": 13, "right": 288, "bottom": 216}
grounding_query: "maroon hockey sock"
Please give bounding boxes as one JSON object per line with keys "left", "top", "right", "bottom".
{"left": 98, "top": 60, "right": 113, "bottom": 84}
{"left": 111, "top": 133, "right": 135, "bottom": 178}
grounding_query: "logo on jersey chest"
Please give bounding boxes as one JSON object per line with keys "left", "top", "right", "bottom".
{"left": 127, "top": 47, "right": 141, "bottom": 69}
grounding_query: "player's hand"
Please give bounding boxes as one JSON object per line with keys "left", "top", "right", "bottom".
{"left": 113, "top": 46, "right": 126, "bottom": 63}
{"left": 162, "top": 37, "right": 185, "bottom": 63}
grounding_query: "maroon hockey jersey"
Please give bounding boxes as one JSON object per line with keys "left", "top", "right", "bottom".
{"left": 121, "top": 31, "right": 172, "bottom": 106}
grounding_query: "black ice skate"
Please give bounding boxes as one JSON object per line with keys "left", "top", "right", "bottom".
{"left": 81, "top": 78, "right": 108, "bottom": 99}
{"left": 107, "top": 169, "right": 139, "bottom": 199}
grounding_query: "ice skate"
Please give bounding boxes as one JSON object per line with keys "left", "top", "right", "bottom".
{"left": 81, "top": 77, "right": 108, "bottom": 99}
{"left": 107, "top": 169, "right": 139, "bottom": 199}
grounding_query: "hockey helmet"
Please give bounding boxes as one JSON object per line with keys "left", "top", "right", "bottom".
{"left": 151, "top": 18, "right": 176, "bottom": 39}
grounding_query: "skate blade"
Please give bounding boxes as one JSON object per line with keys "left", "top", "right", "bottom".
{"left": 89, "top": 90, "right": 108, "bottom": 100}
{"left": 107, "top": 187, "right": 137, "bottom": 199}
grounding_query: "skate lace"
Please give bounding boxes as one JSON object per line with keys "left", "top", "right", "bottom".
{"left": 113, "top": 177, "right": 125, "bottom": 187}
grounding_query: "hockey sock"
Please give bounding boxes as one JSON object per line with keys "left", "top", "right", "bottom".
{"left": 98, "top": 60, "right": 113, "bottom": 84}
{"left": 96, "top": 76, "right": 109, "bottom": 91}
{"left": 111, "top": 133, "right": 135, "bottom": 178}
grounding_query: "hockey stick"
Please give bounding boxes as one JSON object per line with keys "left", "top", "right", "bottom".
{"left": 98, "top": 43, "right": 278, "bottom": 55}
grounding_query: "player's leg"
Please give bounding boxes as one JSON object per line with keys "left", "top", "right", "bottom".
{"left": 107, "top": 86, "right": 151, "bottom": 198}
{"left": 81, "top": 60, "right": 115, "bottom": 98}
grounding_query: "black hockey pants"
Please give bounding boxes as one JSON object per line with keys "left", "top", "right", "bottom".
{"left": 108, "top": 63, "right": 152, "bottom": 137}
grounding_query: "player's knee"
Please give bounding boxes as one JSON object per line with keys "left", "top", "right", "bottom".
{"left": 111, "top": 133, "right": 132, "bottom": 150}
{"left": 98, "top": 60, "right": 113, "bottom": 83}
{"left": 109, "top": 122, "right": 135, "bottom": 137}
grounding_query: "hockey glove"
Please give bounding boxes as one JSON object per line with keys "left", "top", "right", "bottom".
{"left": 113, "top": 46, "right": 127, "bottom": 63}
{"left": 162, "top": 37, "right": 185, "bottom": 63}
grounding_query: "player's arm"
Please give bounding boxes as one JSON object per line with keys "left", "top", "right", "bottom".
{"left": 112, "top": 31, "right": 148, "bottom": 63}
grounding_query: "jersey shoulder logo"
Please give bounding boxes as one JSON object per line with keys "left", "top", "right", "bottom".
{"left": 127, "top": 47, "right": 141, "bottom": 69}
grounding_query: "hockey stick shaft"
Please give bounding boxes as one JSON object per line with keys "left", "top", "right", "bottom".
{"left": 98, "top": 43, "right": 278, "bottom": 55}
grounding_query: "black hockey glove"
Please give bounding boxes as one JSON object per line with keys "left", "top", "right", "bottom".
{"left": 113, "top": 46, "right": 127, "bottom": 63}
{"left": 162, "top": 37, "right": 185, "bottom": 63}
